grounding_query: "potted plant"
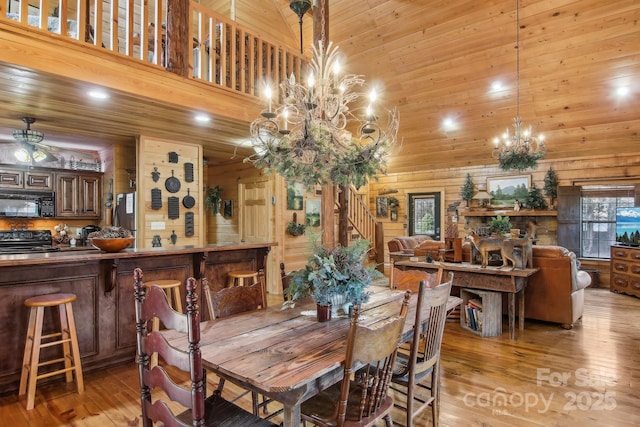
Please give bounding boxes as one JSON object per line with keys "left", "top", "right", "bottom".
{"left": 205, "top": 185, "right": 222, "bottom": 215}
{"left": 284, "top": 237, "right": 382, "bottom": 321}
{"left": 286, "top": 213, "right": 306, "bottom": 236}
{"left": 488, "top": 215, "right": 512, "bottom": 236}
{"left": 543, "top": 167, "right": 559, "bottom": 208}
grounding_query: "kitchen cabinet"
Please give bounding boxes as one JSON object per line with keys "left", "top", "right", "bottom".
{"left": 0, "top": 242, "right": 274, "bottom": 393}
{"left": 55, "top": 171, "right": 102, "bottom": 218}
{"left": 0, "top": 166, "right": 53, "bottom": 191}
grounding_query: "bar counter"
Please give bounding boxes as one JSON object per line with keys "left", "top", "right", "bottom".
{"left": 0, "top": 242, "right": 275, "bottom": 393}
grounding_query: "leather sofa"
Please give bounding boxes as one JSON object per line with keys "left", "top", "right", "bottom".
{"left": 524, "top": 245, "right": 591, "bottom": 329}
{"left": 387, "top": 235, "right": 437, "bottom": 253}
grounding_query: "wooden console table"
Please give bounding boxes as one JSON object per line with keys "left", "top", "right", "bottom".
{"left": 394, "top": 260, "right": 539, "bottom": 339}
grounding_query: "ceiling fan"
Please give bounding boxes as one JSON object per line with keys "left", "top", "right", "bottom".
{"left": 8, "top": 117, "right": 59, "bottom": 163}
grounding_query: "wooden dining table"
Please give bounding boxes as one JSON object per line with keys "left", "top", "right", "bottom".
{"left": 166, "top": 285, "right": 462, "bottom": 427}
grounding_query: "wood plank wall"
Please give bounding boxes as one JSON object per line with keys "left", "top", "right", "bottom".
{"left": 137, "top": 136, "right": 204, "bottom": 248}
{"left": 369, "top": 151, "right": 640, "bottom": 288}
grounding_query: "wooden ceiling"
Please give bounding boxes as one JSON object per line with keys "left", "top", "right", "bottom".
{"left": 0, "top": 0, "right": 638, "bottom": 171}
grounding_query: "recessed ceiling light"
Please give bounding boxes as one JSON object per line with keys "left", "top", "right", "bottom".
{"left": 88, "top": 89, "right": 109, "bottom": 100}
{"left": 442, "top": 117, "right": 458, "bottom": 131}
{"left": 194, "top": 114, "right": 211, "bottom": 123}
{"left": 490, "top": 81, "right": 504, "bottom": 92}
{"left": 616, "top": 86, "right": 630, "bottom": 97}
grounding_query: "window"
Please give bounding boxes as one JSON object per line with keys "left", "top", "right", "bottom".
{"left": 408, "top": 192, "right": 441, "bottom": 239}
{"left": 581, "top": 186, "right": 634, "bottom": 258}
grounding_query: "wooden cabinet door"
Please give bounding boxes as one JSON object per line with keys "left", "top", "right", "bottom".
{"left": 0, "top": 169, "right": 23, "bottom": 189}
{"left": 79, "top": 175, "right": 101, "bottom": 217}
{"left": 56, "top": 173, "right": 79, "bottom": 217}
{"left": 25, "top": 171, "right": 53, "bottom": 190}
{"left": 55, "top": 172, "right": 101, "bottom": 218}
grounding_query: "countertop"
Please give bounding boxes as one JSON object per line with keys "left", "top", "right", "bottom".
{"left": 0, "top": 242, "right": 277, "bottom": 267}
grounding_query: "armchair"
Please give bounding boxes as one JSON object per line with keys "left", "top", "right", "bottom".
{"left": 524, "top": 245, "right": 591, "bottom": 328}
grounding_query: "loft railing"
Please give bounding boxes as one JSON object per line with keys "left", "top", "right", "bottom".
{"left": 1, "top": 0, "right": 304, "bottom": 97}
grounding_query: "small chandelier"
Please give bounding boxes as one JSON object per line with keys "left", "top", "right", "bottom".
{"left": 492, "top": 0, "right": 546, "bottom": 171}
{"left": 246, "top": 41, "right": 399, "bottom": 188}
{"left": 13, "top": 117, "right": 49, "bottom": 163}
{"left": 13, "top": 117, "right": 44, "bottom": 145}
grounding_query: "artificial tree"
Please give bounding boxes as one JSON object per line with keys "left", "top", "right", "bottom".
{"left": 543, "top": 167, "right": 559, "bottom": 208}
{"left": 460, "top": 173, "right": 475, "bottom": 207}
{"left": 524, "top": 183, "right": 548, "bottom": 210}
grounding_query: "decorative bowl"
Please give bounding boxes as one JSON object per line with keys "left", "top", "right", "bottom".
{"left": 89, "top": 237, "right": 135, "bottom": 252}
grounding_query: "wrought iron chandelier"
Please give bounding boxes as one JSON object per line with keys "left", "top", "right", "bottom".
{"left": 492, "top": 0, "right": 546, "bottom": 171}
{"left": 246, "top": 40, "right": 399, "bottom": 188}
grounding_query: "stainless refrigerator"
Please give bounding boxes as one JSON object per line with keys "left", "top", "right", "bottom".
{"left": 114, "top": 192, "right": 136, "bottom": 242}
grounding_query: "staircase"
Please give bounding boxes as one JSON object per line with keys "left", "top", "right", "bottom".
{"left": 336, "top": 185, "right": 383, "bottom": 268}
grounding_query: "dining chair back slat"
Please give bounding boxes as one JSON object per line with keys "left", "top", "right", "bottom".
{"left": 300, "top": 290, "right": 412, "bottom": 427}
{"left": 133, "top": 268, "right": 277, "bottom": 427}
{"left": 391, "top": 272, "right": 454, "bottom": 427}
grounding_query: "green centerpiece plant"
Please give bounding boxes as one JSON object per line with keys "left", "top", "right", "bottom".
{"left": 284, "top": 237, "right": 382, "bottom": 318}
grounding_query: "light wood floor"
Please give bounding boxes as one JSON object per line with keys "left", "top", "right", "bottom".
{"left": 1, "top": 288, "right": 638, "bottom": 426}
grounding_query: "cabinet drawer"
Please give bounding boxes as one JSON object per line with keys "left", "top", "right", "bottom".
{"left": 25, "top": 172, "right": 53, "bottom": 190}
{"left": 0, "top": 170, "right": 22, "bottom": 188}
{"left": 611, "top": 274, "right": 640, "bottom": 291}
{"left": 611, "top": 247, "right": 630, "bottom": 259}
{"left": 611, "top": 259, "right": 640, "bottom": 277}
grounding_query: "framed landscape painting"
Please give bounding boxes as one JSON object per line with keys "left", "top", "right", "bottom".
{"left": 305, "top": 199, "right": 321, "bottom": 227}
{"left": 487, "top": 175, "right": 530, "bottom": 207}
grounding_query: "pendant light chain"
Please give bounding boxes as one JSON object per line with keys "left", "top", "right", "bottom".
{"left": 516, "top": 0, "right": 520, "bottom": 119}
{"left": 320, "top": 0, "right": 327, "bottom": 48}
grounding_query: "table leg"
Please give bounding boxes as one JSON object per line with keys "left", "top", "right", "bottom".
{"left": 282, "top": 403, "right": 301, "bottom": 427}
{"left": 508, "top": 293, "right": 515, "bottom": 339}
{"left": 518, "top": 289, "right": 525, "bottom": 331}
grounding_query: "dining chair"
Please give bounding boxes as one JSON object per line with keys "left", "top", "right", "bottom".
{"left": 280, "top": 261, "right": 292, "bottom": 295}
{"left": 133, "top": 268, "right": 277, "bottom": 427}
{"left": 300, "top": 290, "right": 412, "bottom": 427}
{"left": 204, "top": 279, "right": 279, "bottom": 420}
{"left": 390, "top": 266, "right": 443, "bottom": 292}
{"left": 390, "top": 273, "right": 454, "bottom": 427}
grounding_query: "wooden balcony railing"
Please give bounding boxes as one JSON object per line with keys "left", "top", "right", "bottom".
{"left": 1, "top": 0, "right": 305, "bottom": 99}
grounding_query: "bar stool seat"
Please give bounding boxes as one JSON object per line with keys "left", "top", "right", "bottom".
{"left": 144, "top": 279, "right": 182, "bottom": 367}
{"left": 145, "top": 279, "right": 183, "bottom": 313}
{"left": 19, "top": 293, "right": 84, "bottom": 410}
{"left": 227, "top": 270, "right": 259, "bottom": 287}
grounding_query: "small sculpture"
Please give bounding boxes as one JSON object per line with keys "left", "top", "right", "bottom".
{"left": 514, "top": 199, "right": 521, "bottom": 211}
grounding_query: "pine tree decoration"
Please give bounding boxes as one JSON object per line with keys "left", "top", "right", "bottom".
{"left": 460, "top": 173, "right": 475, "bottom": 207}
{"left": 524, "top": 183, "right": 547, "bottom": 210}
{"left": 543, "top": 167, "right": 559, "bottom": 208}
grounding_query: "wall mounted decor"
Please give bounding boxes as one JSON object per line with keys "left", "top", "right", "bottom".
{"left": 487, "top": 175, "right": 531, "bottom": 207}
{"left": 305, "top": 199, "right": 321, "bottom": 227}
{"left": 286, "top": 181, "right": 304, "bottom": 210}
{"left": 376, "top": 197, "right": 388, "bottom": 217}
{"left": 223, "top": 200, "right": 233, "bottom": 218}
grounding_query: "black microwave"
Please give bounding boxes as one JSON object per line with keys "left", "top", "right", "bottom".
{"left": 0, "top": 191, "right": 56, "bottom": 218}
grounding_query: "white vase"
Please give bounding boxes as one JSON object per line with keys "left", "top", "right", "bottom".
{"left": 330, "top": 293, "right": 347, "bottom": 315}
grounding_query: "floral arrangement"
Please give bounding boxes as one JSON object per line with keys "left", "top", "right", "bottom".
{"left": 285, "top": 236, "right": 381, "bottom": 308}
{"left": 53, "top": 223, "right": 71, "bottom": 244}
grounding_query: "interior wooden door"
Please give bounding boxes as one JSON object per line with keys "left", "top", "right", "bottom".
{"left": 239, "top": 177, "right": 277, "bottom": 293}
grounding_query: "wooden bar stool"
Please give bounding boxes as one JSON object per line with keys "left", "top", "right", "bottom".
{"left": 227, "top": 270, "right": 259, "bottom": 287}
{"left": 19, "top": 293, "right": 84, "bottom": 410}
{"left": 144, "top": 279, "right": 182, "bottom": 367}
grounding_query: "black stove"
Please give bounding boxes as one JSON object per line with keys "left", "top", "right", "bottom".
{"left": 0, "top": 230, "right": 60, "bottom": 254}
